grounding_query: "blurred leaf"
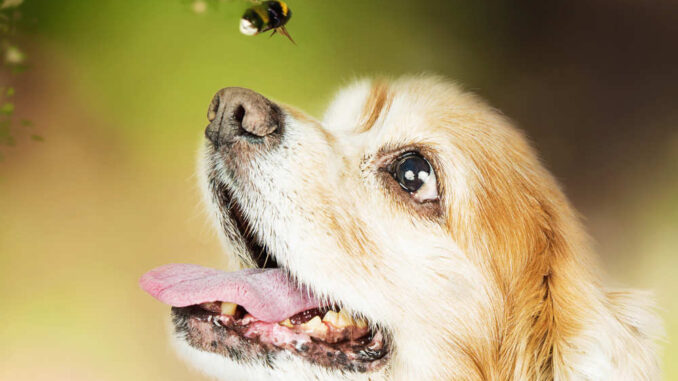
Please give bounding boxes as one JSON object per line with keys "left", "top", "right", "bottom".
{"left": 191, "top": 0, "right": 207, "bottom": 14}
{"left": 20, "top": 118, "right": 31, "bottom": 127}
{"left": 4, "top": 45, "right": 24, "bottom": 65}
{"left": 0, "top": 101, "right": 14, "bottom": 114}
{"left": 6, "top": 86, "right": 14, "bottom": 96}
{"left": 30, "top": 134, "right": 43, "bottom": 141}
{"left": 10, "top": 63, "right": 27, "bottom": 73}
{"left": 1, "top": 0, "right": 24, "bottom": 9}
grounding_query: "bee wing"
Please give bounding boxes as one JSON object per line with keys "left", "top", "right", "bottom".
{"left": 277, "top": 26, "right": 296, "bottom": 45}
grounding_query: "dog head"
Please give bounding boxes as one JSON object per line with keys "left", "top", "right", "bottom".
{"left": 161, "top": 76, "right": 660, "bottom": 380}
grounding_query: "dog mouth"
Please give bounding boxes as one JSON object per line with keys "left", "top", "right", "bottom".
{"left": 170, "top": 303, "right": 388, "bottom": 373}
{"left": 140, "top": 191, "right": 390, "bottom": 373}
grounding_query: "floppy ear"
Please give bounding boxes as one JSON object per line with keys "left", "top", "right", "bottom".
{"left": 517, "top": 187, "right": 663, "bottom": 380}
{"left": 455, "top": 132, "right": 662, "bottom": 379}
{"left": 493, "top": 189, "right": 663, "bottom": 380}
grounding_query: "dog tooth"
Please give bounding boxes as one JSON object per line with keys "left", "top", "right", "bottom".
{"left": 322, "top": 311, "right": 339, "bottom": 326}
{"left": 279, "top": 319, "right": 293, "bottom": 328}
{"left": 336, "top": 309, "right": 355, "bottom": 328}
{"left": 301, "top": 316, "right": 328, "bottom": 336}
{"left": 304, "top": 316, "right": 323, "bottom": 328}
{"left": 220, "top": 302, "right": 237, "bottom": 315}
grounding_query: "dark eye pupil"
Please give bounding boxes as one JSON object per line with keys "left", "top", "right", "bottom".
{"left": 395, "top": 155, "right": 431, "bottom": 192}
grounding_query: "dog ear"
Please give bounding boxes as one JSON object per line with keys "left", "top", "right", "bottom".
{"left": 495, "top": 196, "right": 662, "bottom": 379}
{"left": 492, "top": 190, "right": 588, "bottom": 380}
{"left": 461, "top": 150, "right": 662, "bottom": 379}
{"left": 519, "top": 199, "right": 663, "bottom": 380}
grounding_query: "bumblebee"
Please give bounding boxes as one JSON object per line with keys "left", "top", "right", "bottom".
{"left": 239, "top": 1, "right": 294, "bottom": 43}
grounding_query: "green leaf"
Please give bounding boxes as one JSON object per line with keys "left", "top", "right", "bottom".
{"left": 30, "top": 134, "right": 43, "bottom": 142}
{"left": 6, "top": 87, "right": 14, "bottom": 96}
{"left": 20, "top": 119, "right": 32, "bottom": 127}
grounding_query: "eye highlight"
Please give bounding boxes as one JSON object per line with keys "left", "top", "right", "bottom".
{"left": 392, "top": 152, "right": 439, "bottom": 203}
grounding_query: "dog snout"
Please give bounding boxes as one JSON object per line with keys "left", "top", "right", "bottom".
{"left": 205, "top": 87, "right": 282, "bottom": 148}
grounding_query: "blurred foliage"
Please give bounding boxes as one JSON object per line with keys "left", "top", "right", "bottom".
{"left": 185, "top": 0, "right": 224, "bottom": 14}
{"left": 0, "top": 0, "right": 38, "bottom": 160}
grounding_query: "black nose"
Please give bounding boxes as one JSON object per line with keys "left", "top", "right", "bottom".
{"left": 205, "top": 87, "right": 281, "bottom": 148}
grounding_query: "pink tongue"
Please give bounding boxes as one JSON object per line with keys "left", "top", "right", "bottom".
{"left": 139, "top": 263, "right": 321, "bottom": 323}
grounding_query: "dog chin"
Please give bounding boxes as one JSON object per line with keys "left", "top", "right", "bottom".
{"left": 172, "top": 335, "right": 386, "bottom": 381}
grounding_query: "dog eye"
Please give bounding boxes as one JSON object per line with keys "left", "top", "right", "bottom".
{"left": 393, "top": 153, "right": 439, "bottom": 202}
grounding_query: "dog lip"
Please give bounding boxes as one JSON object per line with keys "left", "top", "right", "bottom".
{"left": 172, "top": 306, "right": 390, "bottom": 372}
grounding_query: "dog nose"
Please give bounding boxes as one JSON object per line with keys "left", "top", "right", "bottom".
{"left": 205, "top": 87, "right": 281, "bottom": 148}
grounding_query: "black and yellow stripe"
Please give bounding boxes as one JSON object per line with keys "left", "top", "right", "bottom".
{"left": 242, "top": 1, "right": 292, "bottom": 34}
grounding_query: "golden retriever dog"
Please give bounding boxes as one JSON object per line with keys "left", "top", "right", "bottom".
{"left": 140, "top": 76, "right": 662, "bottom": 380}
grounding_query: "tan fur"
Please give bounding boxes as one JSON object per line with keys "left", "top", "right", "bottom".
{"left": 189, "top": 75, "right": 662, "bottom": 381}
{"left": 357, "top": 80, "right": 392, "bottom": 133}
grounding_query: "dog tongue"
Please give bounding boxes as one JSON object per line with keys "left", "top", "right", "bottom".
{"left": 139, "top": 263, "right": 321, "bottom": 323}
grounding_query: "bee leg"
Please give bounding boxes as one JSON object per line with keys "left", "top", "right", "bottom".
{"left": 269, "top": 29, "right": 277, "bottom": 38}
{"left": 278, "top": 26, "right": 296, "bottom": 45}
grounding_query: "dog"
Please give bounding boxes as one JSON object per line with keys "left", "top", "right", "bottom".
{"left": 140, "top": 76, "right": 662, "bottom": 380}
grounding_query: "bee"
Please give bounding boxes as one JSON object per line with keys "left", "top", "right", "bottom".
{"left": 239, "top": 1, "right": 295, "bottom": 44}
